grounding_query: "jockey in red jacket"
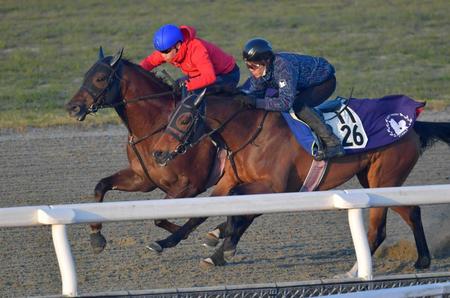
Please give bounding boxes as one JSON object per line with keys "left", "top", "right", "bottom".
{"left": 140, "top": 24, "right": 240, "bottom": 93}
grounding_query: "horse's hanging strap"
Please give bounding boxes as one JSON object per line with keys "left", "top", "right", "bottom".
{"left": 300, "top": 159, "right": 328, "bottom": 192}
{"left": 227, "top": 111, "right": 269, "bottom": 184}
{"left": 113, "top": 106, "right": 169, "bottom": 193}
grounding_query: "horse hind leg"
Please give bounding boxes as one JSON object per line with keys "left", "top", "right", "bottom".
{"left": 337, "top": 170, "right": 391, "bottom": 278}
{"left": 359, "top": 147, "right": 430, "bottom": 271}
{"left": 391, "top": 206, "right": 430, "bottom": 269}
{"left": 356, "top": 170, "right": 389, "bottom": 256}
{"left": 90, "top": 168, "right": 155, "bottom": 254}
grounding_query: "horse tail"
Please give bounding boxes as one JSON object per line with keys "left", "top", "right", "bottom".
{"left": 413, "top": 121, "right": 450, "bottom": 150}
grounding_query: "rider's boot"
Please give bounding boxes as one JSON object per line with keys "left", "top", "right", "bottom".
{"left": 295, "top": 105, "right": 345, "bottom": 160}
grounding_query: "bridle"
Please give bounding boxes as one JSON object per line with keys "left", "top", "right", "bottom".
{"left": 80, "top": 58, "right": 174, "bottom": 114}
{"left": 79, "top": 54, "right": 178, "bottom": 190}
{"left": 81, "top": 61, "right": 122, "bottom": 113}
{"left": 156, "top": 95, "right": 270, "bottom": 183}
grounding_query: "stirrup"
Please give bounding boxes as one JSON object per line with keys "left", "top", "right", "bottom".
{"left": 313, "top": 145, "right": 345, "bottom": 161}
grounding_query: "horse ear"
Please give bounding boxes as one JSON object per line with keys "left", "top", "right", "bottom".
{"left": 98, "top": 46, "right": 105, "bottom": 60}
{"left": 110, "top": 47, "right": 124, "bottom": 67}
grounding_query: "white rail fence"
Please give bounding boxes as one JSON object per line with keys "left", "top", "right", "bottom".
{"left": 1, "top": 184, "right": 450, "bottom": 297}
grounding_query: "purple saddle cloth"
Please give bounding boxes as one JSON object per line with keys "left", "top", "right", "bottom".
{"left": 282, "top": 94, "right": 425, "bottom": 155}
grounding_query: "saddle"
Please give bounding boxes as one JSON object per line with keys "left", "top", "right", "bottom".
{"left": 282, "top": 94, "right": 425, "bottom": 156}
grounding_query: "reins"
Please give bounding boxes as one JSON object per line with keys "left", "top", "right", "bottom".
{"left": 87, "top": 60, "right": 177, "bottom": 191}
{"left": 194, "top": 109, "right": 270, "bottom": 184}
{"left": 221, "top": 111, "right": 269, "bottom": 183}
{"left": 164, "top": 104, "right": 270, "bottom": 184}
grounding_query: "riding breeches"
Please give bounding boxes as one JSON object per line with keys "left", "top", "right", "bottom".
{"left": 292, "top": 75, "right": 336, "bottom": 111}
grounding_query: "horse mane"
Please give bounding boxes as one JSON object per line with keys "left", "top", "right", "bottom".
{"left": 121, "top": 58, "right": 173, "bottom": 91}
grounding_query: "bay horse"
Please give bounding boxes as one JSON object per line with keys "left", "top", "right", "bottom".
{"left": 66, "top": 48, "right": 224, "bottom": 253}
{"left": 66, "top": 48, "right": 450, "bottom": 275}
{"left": 152, "top": 81, "right": 450, "bottom": 269}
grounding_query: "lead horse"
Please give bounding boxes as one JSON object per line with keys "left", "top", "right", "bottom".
{"left": 66, "top": 48, "right": 222, "bottom": 253}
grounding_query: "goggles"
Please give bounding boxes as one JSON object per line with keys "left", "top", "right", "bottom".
{"left": 245, "top": 61, "right": 265, "bottom": 71}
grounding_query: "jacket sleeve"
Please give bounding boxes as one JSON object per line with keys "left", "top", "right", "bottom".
{"left": 185, "top": 42, "right": 216, "bottom": 91}
{"left": 246, "top": 77, "right": 267, "bottom": 99}
{"left": 255, "top": 60, "right": 298, "bottom": 112}
{"left": 140, "top": 52, "right": 165, "bottom": 71}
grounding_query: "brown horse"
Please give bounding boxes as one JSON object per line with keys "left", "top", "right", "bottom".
{"left": 152, "top": 83, "right": 450, "bottom": 269}
{"left": 66, "top": 48, "right": 225, "bottom": 253}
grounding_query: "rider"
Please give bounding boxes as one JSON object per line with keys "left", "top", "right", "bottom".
{"left": 237, "top": 38, "right": 345, "bottom": 161}
{"left": 140, "top": 24, "right": 240, "bottom": 96}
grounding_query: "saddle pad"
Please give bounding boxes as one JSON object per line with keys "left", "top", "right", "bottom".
{"left": 282, "top": 94, "right": 425, "bottom": 155}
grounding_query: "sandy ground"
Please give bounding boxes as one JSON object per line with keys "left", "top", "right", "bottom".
{"left": 0, "top": 109, "right": 449, "bottom": 297}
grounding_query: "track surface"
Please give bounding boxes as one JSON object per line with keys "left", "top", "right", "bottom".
{"left": 1, "top": 110, "right": 449, "bottom": 297}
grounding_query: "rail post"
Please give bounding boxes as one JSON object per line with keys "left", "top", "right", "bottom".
{"left": 38, "top": 208, "right": 78, "bottom": 296}
{"left": 333, "top": 192, "right": 372, "bottom": 280}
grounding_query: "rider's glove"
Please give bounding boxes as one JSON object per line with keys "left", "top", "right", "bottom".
{"left": 173, "top": 80, "right": 186, "bottom": 96}
{"left": 234, "top": 93, "right": 256, "bottom": 108}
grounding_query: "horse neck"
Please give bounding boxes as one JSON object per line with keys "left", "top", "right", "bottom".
{"left": 119, "top": 63, "right": 175, "bottom": 137}
{"left": 205, "top": 96, "right": 267, "bottom": 147}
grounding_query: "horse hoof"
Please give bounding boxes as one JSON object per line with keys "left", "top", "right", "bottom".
{"left": 223, "top": 249, "right": 236, "bottom": 262}
{"left": 199, "top": 258, "right": 216, "bottom": 270}
{"left": 146, "top": 242, "right": 163, "bottom": 253}
{"left": 415, "top": 256, "right": 431, "bottom": 269}
{"left": 90, "top": 231, "right": 106, "bottom": 254}
{"left": 203, "top": 232, "right": 220, "bottom": 248}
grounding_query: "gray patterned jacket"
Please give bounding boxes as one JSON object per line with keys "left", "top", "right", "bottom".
{"left": 245, "top": 52, "right": 335, "bottom": 111}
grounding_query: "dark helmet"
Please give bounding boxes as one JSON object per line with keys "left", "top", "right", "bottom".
{"left": 243, "top": 38, "right": 274, "bottom": 62}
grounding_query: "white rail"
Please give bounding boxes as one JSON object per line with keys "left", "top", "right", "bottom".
{"left": 1, "top": 184, "right": 450, "bottom": 297}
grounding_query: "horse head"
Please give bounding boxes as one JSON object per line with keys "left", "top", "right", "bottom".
{"left": 66, "top": 47, "right": 124, "bottom": 121}
{"left": 153, "top": 89, "right": 207, "bottom": 166}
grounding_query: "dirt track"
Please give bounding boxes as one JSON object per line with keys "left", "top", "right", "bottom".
{"left": 1, "top": 110, "right": 450, "bottom": 297}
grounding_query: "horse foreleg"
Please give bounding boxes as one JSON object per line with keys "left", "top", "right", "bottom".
{"left": 90, "top": 168, "right": 155, "bottom": 253}
{"left": 154, "top": 219, "right": 182, "bottom": 234}
{"left": 147, "top": 217, "right": 208, "bottom": 253}
{"left": 203, "top": 221, "right": 227, "bottom": 248}
{"left": 201, "top": 182, "right": 270, "bottom": 268}
{"left": 392, "top": 206, "right": 430, "bottom": 269}
{"left": 202, "top": 181, "right": 244, "bottom": 248}
{"left": 201, "top": 215, "right": 258, "bottom": 268}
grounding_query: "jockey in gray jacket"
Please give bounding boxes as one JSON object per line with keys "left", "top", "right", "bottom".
{"left": 237, "top": 38, "right": 345, "bottom": 160}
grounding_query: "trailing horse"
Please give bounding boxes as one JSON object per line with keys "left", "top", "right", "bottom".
{"left": 152, "top": 79, "right": 450, "bottom": 270}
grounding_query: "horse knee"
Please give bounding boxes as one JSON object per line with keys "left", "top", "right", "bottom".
{"left": 94, "top": 179, "right": 112, "bottom": 200}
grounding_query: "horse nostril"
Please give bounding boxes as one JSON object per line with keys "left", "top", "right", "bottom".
{"left": 72, "top": 105, "right": 81, "bottom": 114}
{"left": 66, "top": 103, "right": 81, "bottom": 114}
